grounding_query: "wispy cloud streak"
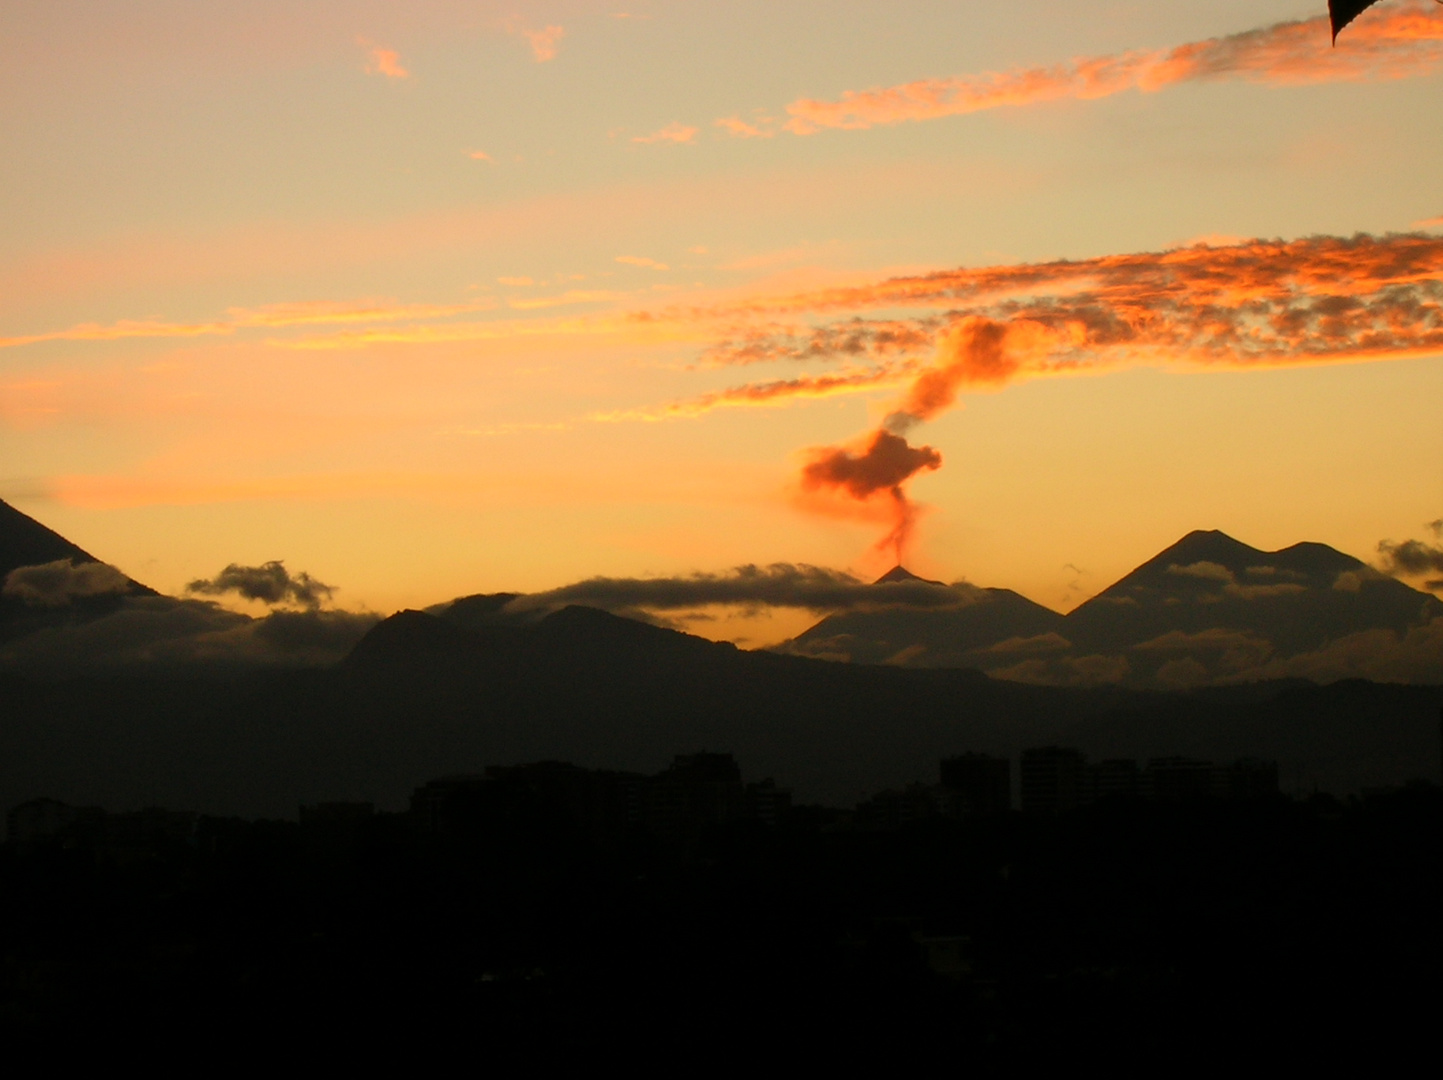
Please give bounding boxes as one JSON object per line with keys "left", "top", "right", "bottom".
{"left": 0, "top": 299, "right": 499, "bottom": 350}
{"left": 719, "top": 2, "right": 1443, "bottom": 136}
{"left": 594, "top": 361, "right": 920, "bottom": 422}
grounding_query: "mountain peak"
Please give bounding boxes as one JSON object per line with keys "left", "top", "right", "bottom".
{"left": 874, "top": 565, "right": 946, "bottom": 586}
{"left": 1142, "top": 529, "right": 1262, "bottom": 570}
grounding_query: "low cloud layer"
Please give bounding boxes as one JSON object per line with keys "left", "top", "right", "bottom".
{"left": 187, "top": 561, "right": 335, "bottom": 610}
{"left": 4, "top": 559, "right": 131, "bottom": 607}
{"left": 0, "top": 596, "right": 379, "bottom": 673}
{"left": 505, "top": 563, "right": 974, "bottom": 616}
{"left": 1378, "top": 520, "right": 1443, "bottom": 590}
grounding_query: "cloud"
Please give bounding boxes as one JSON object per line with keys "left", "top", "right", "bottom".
{"left": 0, "top": 596, "right": 379, "bottom": 673}
{"left": 774, "top": 1, "right": 1443, "bottom": 135}
{"left": 699, "top": 318, "right": 941, "bottom": 368}
{"left": 3, "top": 559, "right": 130, "bottom": 607}
{"left": 1378, "top": 520, "right": 1443, "bottom": 586}
{"left": 1416, "top": 214, "right": 1443, "bottom": 228}
{"left": 1228, "top": 616, "right": 1443, "bottom": 684}
{"left": 0, "top": 298, "right": 498, "bottom": 350}
{"left": 715, "top": 116, "right": 776, "bottom": 139}
{"left": 633, "top": 123, "right": 699, "bottom": 145}
{"left": 468, "top": 150, "right": 493, "bottom": 162}
{"left": 361, "top": 43, "right": 409, "bottom": 80}
{"left": 979, "top": 632, "right": 1073, "bottom": 656}
{"left": 989, "top": 652, "right": 1131, "bottom": 687}
{"left": 518, "top": 25, "right": 565, "bottom": 62}
{"left": 504, "top": 562, "right": 973, "bottom": 616}
{"left": 657, "top": 231, "right": 1443, "bottom": 427}
{"left": 595, "top": 362, "right": 918, "bottom": 421}
{"left": 186, "top": 561, "right": 335, "bottom": 610}
{"left": 1168, "top": 561, "right": 1235, "bottom": 583}
{"left": 616, "top": 255, "right": 670, "bottom": 271}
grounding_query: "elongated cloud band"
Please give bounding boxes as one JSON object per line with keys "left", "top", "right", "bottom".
{"left": 505, "top": 562, "right": 971, "bottom": 614}
{"left": 753, "top": 1, "right": 1443, "bottom": 136}
{"left": 0, "top": 299, "right": 499, "bottom": 350}
{"left": 649, "top": 229, "right": 1443, "bottom": 560}
{"left": 642, "top": 231, "right": 1443, "bottom": 421}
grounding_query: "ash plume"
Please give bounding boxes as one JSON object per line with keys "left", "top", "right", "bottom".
{"left": 800, "top": 430, "right": 942, "bottom": 562}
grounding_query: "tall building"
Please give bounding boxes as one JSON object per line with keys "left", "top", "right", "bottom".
{"left": 939, "top": 753, "right": 1011, "bottom": 816}
{"left": 1020, "top": 747, "right": 1087, "bottom": 814}
{"left": 1087, "top": 759, "right": 1141, "bottom": 803}
{"left": 1146, "top": 757, "right": 1217, "bottom": 802}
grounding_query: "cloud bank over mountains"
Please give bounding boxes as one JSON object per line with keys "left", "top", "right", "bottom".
{"left": 4, "top": 497, "right": 1442, "bottom": 690}
{"left": 1, "top": 556, "right": 377, "bottom": 672}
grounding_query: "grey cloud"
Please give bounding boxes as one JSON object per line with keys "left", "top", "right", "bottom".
{"left": 988, "top": 652, "right": 1130, "bottom": 688}
{"left": 1167, "top": 561, "right": 1234, "bottom": 583}
{"left": 978, "top": 632, "right": 1072, "bottom": 656}
{"left": 1221, "top": 617, "right": 1443, "bottom": 685}
{"left": 3, "top": 559, "right": 130, "bottom": 607}
{"left": 1378, "top": 536, "right": 1443, "bottom": 578}
{"left": 505, "top": 563, "right": 977, "bottom": 616}
{"left": 0, "top": 595, "right": 379, "bottom": 674}
{"left": 187, "top": 561, "right": 335, "bottom": 609}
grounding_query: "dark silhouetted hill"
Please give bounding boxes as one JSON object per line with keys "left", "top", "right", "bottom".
{"left": 784, "top": 531, "right": 1443, "bottom": 688}
{"left": 788, "top": 566, "right": 1066, "bottom": 667}
{"left": 3, "top": 602, "right": 1439, "bottom": 820}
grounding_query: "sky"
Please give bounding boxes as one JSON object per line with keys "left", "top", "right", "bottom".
{"left": 2, "top": 0, "right": 1441, "bottom": 644}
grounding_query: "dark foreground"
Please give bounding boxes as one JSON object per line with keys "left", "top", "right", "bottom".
{"left": 3, "top": 787, "right": 1439, "bottom": 1064}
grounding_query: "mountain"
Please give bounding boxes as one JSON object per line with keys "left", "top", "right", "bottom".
{"left": 787, "top": 566, "right": 1067, "bottom": 667}
{"left": 1066, "top": 529, "right": 1439, "bottom": 654}
{"left": 5, "top": 602, "right": 1439, "bottom": 818}
{"left": 782, "top": 531, "right": 1443, "bottom": 688}
{"left": 0, "top": 498, "right": 156, "bottom": 637}
{"left": 0, "top": 497, "right": 106, "bottom": 579}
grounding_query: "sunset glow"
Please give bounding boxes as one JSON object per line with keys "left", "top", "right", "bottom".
{"left": 3, "top": 0, "right": 1441, "bottom": 631}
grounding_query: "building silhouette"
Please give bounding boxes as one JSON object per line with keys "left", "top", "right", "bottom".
{"left": 1020, "top": 747, "right": 1087, "bottom": 814}
{"left": 939, "top": 753, "right": 1011, "bottom": 816}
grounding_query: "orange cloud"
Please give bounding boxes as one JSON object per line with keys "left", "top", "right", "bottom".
{"left": 625, "top": 228, "right": 1443, "bottom": 556}
{"left": 633, "top": 123, "right": 699, "bottom": 145}
{"left": 0, "top": 298, "right": 499, "bottom": 350}
{"left": 690, "top": 232, "right": 1443, "bottom": 376}
{"left": 616, "top": 255, "right": 670, "bottom": 271}
{"left": 715, "top": 116, "right": 775, "bottom": 139}
{"left": 1417, "top": 214, "right": 1443, "bottom": 228}
{"left": 594, "top": 362, "right": 919, "bottom": 422}
{"left": 521, "top": 25, "right": 565, "bottom": 62}
{"left": 361, "top": 42, "right": 409, "bottom": 80}
{"left": 773, "top": 1, "right": 1442, "bottom": 134}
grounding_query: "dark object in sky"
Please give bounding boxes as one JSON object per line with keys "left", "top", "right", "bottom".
{"left": 1330, "top": 0, "right": 1379, "bottom": 41}
{"left": 1330, "top": 0, "right": 1442, "bottom": 42}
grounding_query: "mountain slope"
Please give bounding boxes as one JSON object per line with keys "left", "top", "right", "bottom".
{"left": 781, "top": 534, "right": 1443, "bottom": 688}
{"left": 0, "top": 498, "right": 106, "bottom": 579}
{"left": 789, "top": 583, "right": 1067, "bottom": 668}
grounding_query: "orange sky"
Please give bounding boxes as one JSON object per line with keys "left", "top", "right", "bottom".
{"left": 2, "top": 1, "right": 1441, "bottom": 640}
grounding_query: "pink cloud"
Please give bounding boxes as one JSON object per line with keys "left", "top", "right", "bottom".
{"left": 512, "top": 23, "right": 565, "bottom": 62}
{"left": 632, "top": 122, "right": 700, "bottom": 145}
{"left": 769, "top": 1, "right": 1443, "bottom": 135}
{"left": 360, "top": 42, "right": 409, "bottom": 80}
{"left": 616, "top": 255, "right": 670, "bottom": 271}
